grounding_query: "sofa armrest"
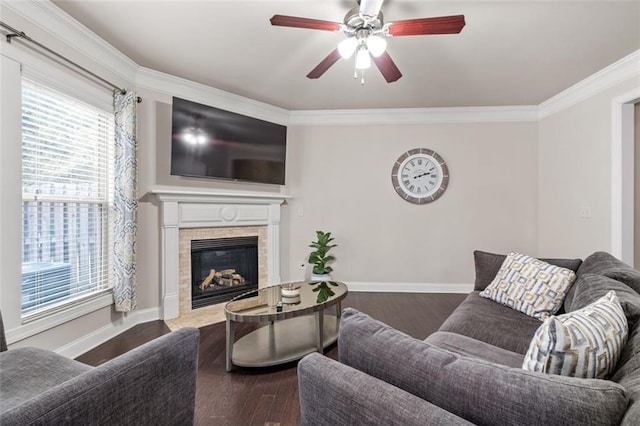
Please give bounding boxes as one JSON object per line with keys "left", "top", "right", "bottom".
{"left": 298, "top": 352, "right": 472, "bottom": 426}
{"left": 339, "top": 308, "right": 628, "bottom": 426}
{"left": 1, "top": 327, "right": 199, "bottom": 426}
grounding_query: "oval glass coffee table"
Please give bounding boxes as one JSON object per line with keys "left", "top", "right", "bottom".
{"left": 224, "top": 281, "right": 348, "bottom": 372}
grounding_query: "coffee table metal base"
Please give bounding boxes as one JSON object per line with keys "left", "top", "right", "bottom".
{"left": 230, "top": 314, "right": 339, "bottom": 368}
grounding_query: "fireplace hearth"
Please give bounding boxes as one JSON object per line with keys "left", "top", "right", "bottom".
{"left": 191, "top": 236, "right": 258, "bottom": 309}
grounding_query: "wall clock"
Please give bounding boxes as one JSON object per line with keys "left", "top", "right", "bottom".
{"left": 391, "top": 148, "right": 449, "bottom": 204}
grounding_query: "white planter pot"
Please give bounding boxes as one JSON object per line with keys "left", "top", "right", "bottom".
{"left": 310, "top": 273, "right": 331, "bottom": 282}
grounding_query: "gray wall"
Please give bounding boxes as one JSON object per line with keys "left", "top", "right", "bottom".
{"left": 284, "top": 122, "right": 539, "bottom": 284}
{"left": 537, "top": 76, "right": 640, "bottom": 259}
{"left": 136, "top": 90, "right": 539, "bottom": 296}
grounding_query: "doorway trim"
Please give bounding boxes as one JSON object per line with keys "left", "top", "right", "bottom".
{"left": 611, "top": 87, "right": 640, "bottom": 264}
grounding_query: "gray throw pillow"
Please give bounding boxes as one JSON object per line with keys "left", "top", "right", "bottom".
{"left": 473, "top": 250, "right": 582, "bottom": 291}
{"left": 339, "top": 308, "right": 628, "bottom": 426}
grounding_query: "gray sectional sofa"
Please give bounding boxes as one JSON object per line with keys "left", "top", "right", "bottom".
{"left": 298, "top": 251, "right": 640, "bottom": 425}
{"left": 0, "top": 318, "right": 199, "bottom": 425}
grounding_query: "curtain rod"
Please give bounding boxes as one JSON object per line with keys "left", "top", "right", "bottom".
{"left": 0, "top": 21, "right": 141, "bottom": 103}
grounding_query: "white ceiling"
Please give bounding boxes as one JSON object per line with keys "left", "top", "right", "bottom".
{"left": 50, "top": 0, "right": 640, "bottom": 110}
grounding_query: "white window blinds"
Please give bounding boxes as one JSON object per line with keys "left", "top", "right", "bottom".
{"left": 21, "top": 78, "right": 115, "bottom": 317}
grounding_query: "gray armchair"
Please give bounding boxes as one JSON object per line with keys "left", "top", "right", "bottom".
{"left": 0, "top": 313, "right": 199, "bottom": 425}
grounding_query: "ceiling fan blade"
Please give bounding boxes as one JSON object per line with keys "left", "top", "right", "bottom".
{"left": 307, "top": 49, "right": 342, "bottom": 79}
{"left": 387, "top": 15, "right": 466, "bottom": 36}
{"left": 372, "top": 51, "right": 402, "bottom": 83}
{"left": 359, "top": 0, "right": 385, "bottom": 18}
{"left": 270, "top": 15, "right": 342, "bottom": 31}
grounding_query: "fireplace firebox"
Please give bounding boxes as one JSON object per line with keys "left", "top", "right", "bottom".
{"left": 191, "top": 236, "right": 258, "bottom": 309}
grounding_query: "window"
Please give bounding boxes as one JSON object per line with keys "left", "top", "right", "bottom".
{"left": 21, "top": 78, "right": 114, "bottom": 318}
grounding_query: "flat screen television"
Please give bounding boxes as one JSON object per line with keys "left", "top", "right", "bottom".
{"left": 170, "top": 97, "right": 287, "bottom": 185}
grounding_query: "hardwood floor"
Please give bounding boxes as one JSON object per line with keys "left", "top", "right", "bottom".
{"left": 76, "top": 292, "right": 467, "bottom": 426}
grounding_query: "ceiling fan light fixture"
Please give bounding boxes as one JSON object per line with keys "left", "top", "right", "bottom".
{"left": 355, "top": 47, "right": 371, "bottom": 70}
{"left": 338, "top": 37, "right": 358, "bottom": 59}
{"left": 367, "top": 35, "right": 387, "bottom": 57}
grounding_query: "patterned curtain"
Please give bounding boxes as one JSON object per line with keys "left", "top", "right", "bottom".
{"left": 113, "top": 90, "right": 138, "bottom": 312}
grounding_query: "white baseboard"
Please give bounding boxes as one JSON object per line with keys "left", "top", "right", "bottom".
{"left": 55, "top": 307, "right": 162, "bottom": 359}
{"left": 345, "top": 282, "right": 473, "bottom": 293}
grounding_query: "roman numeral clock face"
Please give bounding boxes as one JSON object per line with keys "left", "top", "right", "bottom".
{"left": 391, "top": 149, "right": 449, "bottom": 204}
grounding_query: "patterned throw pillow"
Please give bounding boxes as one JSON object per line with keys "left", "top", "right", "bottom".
{"left": 479, "top": 252, "right": 577, "bottom": 319}
{"left": 522, "top": 291, "right": 628, "bottom": 379}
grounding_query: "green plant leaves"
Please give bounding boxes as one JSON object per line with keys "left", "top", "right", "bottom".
{"left": 308, "top": 230, "right": 338, "bottom": 275}
{"left": 309, "top": 281, "right": 337, "bottom": 304}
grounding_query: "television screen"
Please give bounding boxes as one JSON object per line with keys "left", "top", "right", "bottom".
{"left": 170, "top": 97, "right": 287, "bottom": 185}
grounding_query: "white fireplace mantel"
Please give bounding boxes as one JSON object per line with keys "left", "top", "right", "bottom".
{"left": 149, "top": 187, "right": 290, "bottom": 319}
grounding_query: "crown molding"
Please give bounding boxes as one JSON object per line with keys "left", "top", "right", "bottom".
{"left": 137, "top": 65, "right": 538, "bottom": 125}
{"left": 288, "top": 105, "right": 539, "bottom": 126}
{"left": 538, "top": 49, "right": 640, "bottom": 119}
{"left": 3, "top": 1, "right": 637, "bottom": 126}
{"left": 2, "top": 0, "right": 139, "bottom": 86}
{"left": 136, "top": 67, "right": 290, "bottom": 125}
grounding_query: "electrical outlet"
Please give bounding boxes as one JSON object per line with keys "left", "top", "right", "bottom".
{"left": 579, "top": 206, "right": 592, "bottom": 218}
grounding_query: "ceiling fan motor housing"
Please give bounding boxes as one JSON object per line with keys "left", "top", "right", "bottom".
{"left": 343, "top": 6, "right": 384, "bottom": 34}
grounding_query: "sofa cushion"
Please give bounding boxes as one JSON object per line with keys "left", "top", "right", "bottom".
{"left": 425, "top": 331, "right": 524, "bottom": 368}
{"left": 298, "top": 353, "right": 474, "bottom": 426}
{"left": 479, "top": 252, "right": 576, "bottom": 320}
{"left": 565, "top": 252, "right": 639, "bottom": 309}
{"left": 576, "top": 251, "right": 634, "bottom": 276}
{"left": 473, "top": 250, "right": 582, "bottom": 292}
{"left": 523, "top": 291, "right": 628, "bottom": 379}
{"left": 0, "top": 347, "right": 92, "bottom": 413}
{"left": 611, "top": 322, "right": 640, "bottom": 425}
{"left": 603, "top": 268, "right": 640, "bottom": 295}
{"left": 339, "top": 308, "right": 628, "bottom": 426}
{"left": 566, "top": 274, "right": 640, "bottom": 330}
{"left": 438, "top": 292, "right": 541, "bottom": 354}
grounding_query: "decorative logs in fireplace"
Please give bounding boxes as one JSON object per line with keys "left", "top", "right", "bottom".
{"left": 191, "top": 236, "right": 258, "bottom": 309}
{"left": 199, "top": 268, "right": 246, "bottom": 290}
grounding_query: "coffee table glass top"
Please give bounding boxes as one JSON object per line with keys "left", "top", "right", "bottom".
{"left": 225, "top": 281, "right": 348, "bottom": 322}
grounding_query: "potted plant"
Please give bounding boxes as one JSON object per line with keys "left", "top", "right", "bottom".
{"left": 308, "top": 230, "right": 337, "bottom": 282}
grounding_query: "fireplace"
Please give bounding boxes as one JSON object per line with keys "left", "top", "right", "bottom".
{"left": 191, "top": 236, "right": 258, "bottom": 309}
{"left": 151, "top": 188, "right": 286, "bottom": 321}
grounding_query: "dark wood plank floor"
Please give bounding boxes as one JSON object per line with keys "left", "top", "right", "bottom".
{"left": 77, "top": 292, "right": 467, "bottom": 426}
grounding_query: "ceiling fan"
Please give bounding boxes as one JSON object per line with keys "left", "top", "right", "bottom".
{"left": 270, "top": 0, "right": 465, "bottom": 84}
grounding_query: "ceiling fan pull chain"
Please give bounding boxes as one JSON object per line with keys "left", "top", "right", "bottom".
{"left": 360, "top": 69, "right": 365, "bottom": 85}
